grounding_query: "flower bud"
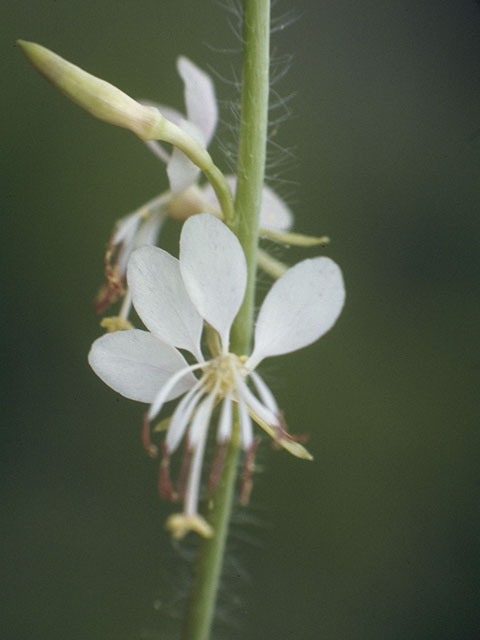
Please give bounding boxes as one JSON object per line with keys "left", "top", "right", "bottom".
{"left": 17, "top": 40, "right": 165, "bottom": 141}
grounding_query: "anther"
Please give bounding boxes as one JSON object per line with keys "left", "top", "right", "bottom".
{"left": 240, "top": 438, "right": 260, "bottom": 506}
{"left": 273, "top": 411, "right": 309, "bottom": 445}
{"left": 208, "top": 442, "right": 228, "bottom": 495}
{"left": 95, "top": 237, "right": 125, "bottom": 313}
{"left": 177, "top": 438, "right": 193, "bottom": 500}
{"left": 158, "top": 442, "right": 177, "bottom": 502}
{"left": 141, "top": 413, "right": 158, "bottom": 458}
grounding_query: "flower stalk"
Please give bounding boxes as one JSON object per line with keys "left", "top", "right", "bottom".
{"left": 183, "top": 1, "right": 271, "bottom": 639}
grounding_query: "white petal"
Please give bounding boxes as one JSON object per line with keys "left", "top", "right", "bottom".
{"left": 259, "top": 184, "right": 293, "bottom": 231}
{"left": 127, "top": 245, "right": 204, "bottom": 358}
{"left": 167, "top": 149, "right": 201, "bottom": 195}
{"left": 177, "top": 56, "right": 218, "bottom": 145}
{"left": 145, "top": 140, "right": 170, "bottom": 163}
{"left": 248, "top": 257, "right": 345, "bottom": 368}
{"left": 200, "top": 176, "right": 292, "bottom": 231}
{"left": 88, "top": 329, "right": 195, "bottom": 403}
{"left": 117, "top": 214, "right": 165, "bottom": 276}
{"left": 112, "top": 210, "right": 143, "bottom": 246}
{"left": 134, "top": 213, "right": 165, "bottom": 248}
{"left": 166, "top": 118, "right": 203, "bottom": 195}
{"left": 180, "top": 214, "right": 247, "bottom": 351}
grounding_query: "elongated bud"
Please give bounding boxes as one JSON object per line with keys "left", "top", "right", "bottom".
{"left": 17, "top": 40, "right": 165, "bottom": 141}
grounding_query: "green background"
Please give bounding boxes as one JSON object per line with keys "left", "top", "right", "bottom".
{"left": 2, "top": 1, "right": 479, "bottom": 638}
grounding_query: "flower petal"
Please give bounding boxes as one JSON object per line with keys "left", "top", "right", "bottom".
{"left": 258, "top": 184, "right": 293, "bottom": 231}
{"left": 167, "top": 150, "right": 200, "bottom": 196}
{"left": 88, "top": 329, "right": 195, "bottom": 403}
{"left": 127, "top": 245, "right": 204, "bottom": 358}
{"left": 248, "top": 257, "right": 345, "bottom": 368}
{"left": 166, "top": 118, "right": 203, "bottom": 195}
{"left": 112, "top": 210, "right": 143, "bottom": 246}
{"left": 145, "top": 139, "right": 170, "bottom": 163}
{"left": 199, "top": 176, "right": 293, "bottom": 231}
{"left": 117, "top": 214, "right": 165, "bottom": 276}
{"left": 177, "top": 56, "right": 217, "bottom": 145}
{"left": 134, "top": 212, "right": 165, "bottom": 247}
{"left": 179, "top": 214, "right": 247, "bottom": 351}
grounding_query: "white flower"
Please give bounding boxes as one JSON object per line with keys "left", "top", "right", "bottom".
{"left": 96, "top": 58, "right": 292, "bottom": 316}
{"left": 89, "top": 214, "right": 345, "bottom": 538}
{"left": 144, "top": 56, "right": 218, "bottom": 196}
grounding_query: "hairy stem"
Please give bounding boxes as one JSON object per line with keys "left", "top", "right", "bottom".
{"left": 182, "top": 2, "right": 270, "bottom": 639}
{"left": 230, "top": 0, "right": 270, "bottom": 354}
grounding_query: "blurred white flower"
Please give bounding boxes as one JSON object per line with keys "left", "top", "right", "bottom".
{"left": 89, "top": 214, "right": 345, "bottom": 538}
{"left": 95, "top": 58, "right": 293, "bottom": 316}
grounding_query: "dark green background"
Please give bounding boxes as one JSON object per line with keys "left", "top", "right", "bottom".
{"left": 3, "top": 1, "right": 480, "bottom": 638}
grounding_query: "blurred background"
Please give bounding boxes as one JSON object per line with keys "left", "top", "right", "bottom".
{"left": 2, "top": 1, "right": 480, "bottom": 638}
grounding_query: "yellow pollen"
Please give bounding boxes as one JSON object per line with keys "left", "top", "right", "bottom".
{"left": 202, "top": 353, "right": 246, "bottom": 396}
{"left": 100, "top": 316, "right": 133, "bottom": 332}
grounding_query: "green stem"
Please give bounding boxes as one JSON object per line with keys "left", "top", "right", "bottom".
{"left": 230, "top": 0, "right": 270, "bottom": 354}
{"left": 182, "top": 427, "right": 240, "bottom": 640}
{"left": 182, "top": 2, "right": 270, "bottom": 639}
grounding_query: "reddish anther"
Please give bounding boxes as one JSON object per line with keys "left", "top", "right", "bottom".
{"left": 207, "top": 442, "right": 228, "bottom": 495}
{"left": 141, "top": 413, "right": 158, "bottom": 458}
{"left": 274, "top": 411, "right": 309, "bottom": 444}
{"left": 94, "top": 237, "right": 125, "bottom": 313}
{"left": 176, "top": 440, "right": 193, "bottom": 501}
{"left": 158, "top": 442, "right": 177, "bottom": 501}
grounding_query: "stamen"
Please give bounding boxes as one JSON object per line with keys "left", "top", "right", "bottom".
{"left": 118, "top": 288, "right": 133, "bottom": 320}
{"left": 274, "top": 411, "right": 309, "bottom": 444}
{"left": 240, "top": 438, "right": 260, "bottom": 506}
{"left": 237, "top": 391, "right": 253, "bottom": 450}
{"left": 95, "top": 236, "right": 125, "bottom": 313}
{"left": 217, "top": 394, "right": 233, "bottom": 443}
{"left": 166, "top": 381, "right": 205, "bottom": 453}
{"left": 158, "top": 442, "right": 177, "bottom": 502}
{"left": 177, "top": 438, "right": 193, "bottom": 501}
{"left": 236, "top": 377, "right": 278, "bottom": 427}
{"left": 141, "top": 413, "right": 158, "bottom": 458}
{"left": 250, "top": 370, "right": 279, "bottom": 414}
{"left": 149, "top": 361, "right": 204, "bottom": 421}
{"left": 184, "top": 395, "right": 215, "bottom": 515}
{"left": 208, "top": 442, "right": 228, "bottom": 495}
